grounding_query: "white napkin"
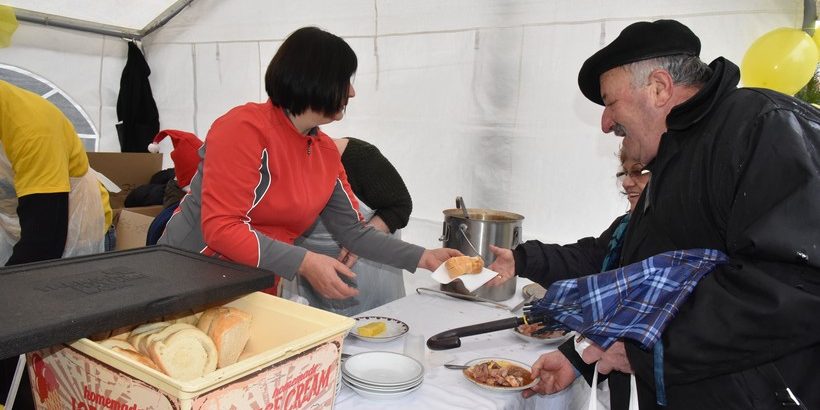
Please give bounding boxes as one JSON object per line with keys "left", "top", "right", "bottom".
{"left": 430, "top": 264, "right": 500, "bottom": 292}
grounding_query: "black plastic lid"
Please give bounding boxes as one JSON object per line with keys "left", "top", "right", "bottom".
{"left": 0, "top": 245, "right": 274, "bottom": 360}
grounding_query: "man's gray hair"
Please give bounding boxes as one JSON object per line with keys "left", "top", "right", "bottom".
{"left": 624, "top": 54, "right": 712, "bottom": 88}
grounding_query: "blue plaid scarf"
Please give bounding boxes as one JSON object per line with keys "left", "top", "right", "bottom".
{"left": 531, "top": 248, "right": 728, "bottom": 405}
{"left": 531, "top": 248, "right": 728, "bottom": 349}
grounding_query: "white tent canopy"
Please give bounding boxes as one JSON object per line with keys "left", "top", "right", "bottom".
{"left": 0, "top": 0, "right": 806, "bottom": 249}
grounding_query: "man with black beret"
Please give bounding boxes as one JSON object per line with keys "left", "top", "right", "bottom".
{"left": 524, "top": 19, "right": 820, "bottom": 409}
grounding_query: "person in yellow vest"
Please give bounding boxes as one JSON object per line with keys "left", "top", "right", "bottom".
{"left": 0, "top": 79, "right": 112, "bottom": 408}
{"left": 0, "top": 80, "right": 112, "bottom": 263}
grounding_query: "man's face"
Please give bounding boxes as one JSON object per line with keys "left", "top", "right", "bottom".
{"left": 599, "top": 67, "right": 666, "bottom": 165}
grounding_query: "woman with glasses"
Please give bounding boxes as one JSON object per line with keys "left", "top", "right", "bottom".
{"left": 159, "top": 27, "right": 460, "bottom": 300}
{"left": 486, "top": 146, "right": 650, "bottom": 288}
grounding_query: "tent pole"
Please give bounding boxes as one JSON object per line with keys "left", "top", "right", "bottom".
{"left": 13, "top": 0, "right": 195, "bottom": 40}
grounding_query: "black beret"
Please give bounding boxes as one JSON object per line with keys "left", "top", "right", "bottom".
{"left": 578, "top": 19, "right": 701, "bottom": 105}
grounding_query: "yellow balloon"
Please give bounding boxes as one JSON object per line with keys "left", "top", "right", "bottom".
{"left": 741, "top": 27, "right": 819, "bottom": 95}
{"left": 0, "top": 5, "right": 17, "bottom": 48}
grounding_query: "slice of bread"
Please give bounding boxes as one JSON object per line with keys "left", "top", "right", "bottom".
{"left": 148, "top": 327, "right": 218, "bottom": 382}
{"left": 109, "top": 324, "right": 137, "bottom": 341}
{"left": 128, "top": 322, "right": 171, "bottom": 354}
{"left": 99, "top": 339, "right": 137, "bottom": 352}
{"left": 196, "top": 307, "right": 227, "bottom": 334}
{"left": 140, "top": 323, "right": 198, "bottom": 356}
{"left": 112, "top": 347, "right": 160, "bottom": 372}
{"left": 445, "top": 256, "right": 485, "bottom": 279}
{"left": 164, "top": 310, "right": 200, "bottom": 326}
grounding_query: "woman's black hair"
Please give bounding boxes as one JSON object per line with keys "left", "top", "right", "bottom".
{"left": 265, "top": 27, "right": 357, "bottom": 117}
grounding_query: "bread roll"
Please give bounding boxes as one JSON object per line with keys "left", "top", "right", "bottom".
{"left": 445, "top": 256, "right": 485, "bottom": 279}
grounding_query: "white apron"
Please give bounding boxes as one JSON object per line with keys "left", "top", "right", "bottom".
{"left": 280, "top": 201, "right": 406, "bottom": 316}
{"left": 0, "top": 144, "right": 105, "bottom": 265}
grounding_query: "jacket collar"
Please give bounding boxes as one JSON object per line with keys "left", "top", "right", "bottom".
{"left": 272, "top": 103, "right": 320, "bottom": 137}
{"left": 666, "top": 57, "right": 740, "bottom": 132}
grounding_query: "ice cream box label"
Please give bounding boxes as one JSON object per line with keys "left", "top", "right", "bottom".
{"left": 27, "top": 334, "right": 343, "bottom": 410}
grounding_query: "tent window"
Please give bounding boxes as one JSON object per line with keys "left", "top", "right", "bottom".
{"left": 0, "top": 64, "right": 99, "bottom": 152}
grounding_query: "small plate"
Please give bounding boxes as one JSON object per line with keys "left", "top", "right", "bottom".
{"left": 431, "top": 264, "right": 499, "bottom": 292}
{"left": 512, "top": 327, "right": 574, "bottom": 344}
{"left": 350, "top": 316, "right": 409, "bottom": 343}
{"left": 462, "top": 357, "right": 539, "bottom": 392}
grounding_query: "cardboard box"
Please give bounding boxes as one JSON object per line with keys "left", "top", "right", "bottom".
{"left": 87, "top": 152, "right": 163, "bottom": 210}
{"left": 27, "top": 292, "right": 355, "bottom": 410}
{"left": 115, "top": 205, "right": 165, "bottom": 250}
{"left": 88, "top": 152, "right": 166, "bottom": 249}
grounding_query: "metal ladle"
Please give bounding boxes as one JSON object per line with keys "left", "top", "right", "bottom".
{"left": 455, "top": 196, "right": 470, "bottom": 219}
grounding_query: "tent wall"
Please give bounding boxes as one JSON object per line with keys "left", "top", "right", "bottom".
{"left": 0, "top": 0, "right": 803, "bottom": 250}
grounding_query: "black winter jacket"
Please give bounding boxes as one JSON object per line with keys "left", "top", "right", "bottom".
{"left": 618, "top": 58, "right": 820, "bottom": 410}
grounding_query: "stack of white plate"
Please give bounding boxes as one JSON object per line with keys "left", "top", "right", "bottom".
{"left": 341, "top": 351, "right": 424, "bottom": 400}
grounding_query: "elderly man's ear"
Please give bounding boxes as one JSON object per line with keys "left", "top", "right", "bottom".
{"left": 648, "top": 69, "right": 675, "bottom": 107}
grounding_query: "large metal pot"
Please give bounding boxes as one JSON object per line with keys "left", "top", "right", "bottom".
{"left": 439, "top": 199, "right": 523, "bottom": 301}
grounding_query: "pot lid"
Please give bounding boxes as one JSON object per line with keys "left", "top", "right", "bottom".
{"left": 443, "top": 208, "right": 524, "bottom": 221}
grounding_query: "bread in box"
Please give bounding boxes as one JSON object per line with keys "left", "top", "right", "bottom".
{"left": 96, "top": 305, "right": 253, "bottom": 381}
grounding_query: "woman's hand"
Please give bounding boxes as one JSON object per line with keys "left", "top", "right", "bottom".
{"left": 522, "top": 351, "right": 579, "bottom": 398}
{"left": 337, "top": 248, "right": 358, "bottom": 268}
{"left": 418, "top": 248, "right": 463, "bottom": 271}
{"left": 297, "top": 251, "right": 359, "bottom": 299}
{"left": 485, "top": 245, "right": 516, "bottom": 287}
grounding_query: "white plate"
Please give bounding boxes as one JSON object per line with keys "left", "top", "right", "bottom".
{"left": 462, "top": 357, "right": 539, "bottom": 392}
{"left": 343, "top": 351, "right": 424, "bottom": 386}
{"left": 344, "top": 378, "right": 423, "bottom": 400}
{"left": 342, "top": 369, "right": 423, "bottom": 390}
{"left": 349, "top": 316, "right": 409, "bottom": 343}
{"left": 431, "top": 264, "right": 499, "bottom": 292}
{"left": 342, "top": 373, "right": 423, "bottom": 392}
{"left": 512, "top": 327, "right": 574, "bottom": 344}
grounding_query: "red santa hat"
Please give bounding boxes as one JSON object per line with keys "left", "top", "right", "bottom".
{"left": 147, "top": 129, "right": 203, "bottom": 190}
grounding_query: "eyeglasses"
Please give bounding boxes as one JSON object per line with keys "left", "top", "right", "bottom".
{"left": 616, "top": 164, "right": 650, "bottom": 182}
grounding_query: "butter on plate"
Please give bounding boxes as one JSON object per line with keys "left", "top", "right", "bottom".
{"left": 357, "top": 321, "right": 386, "bottom": 337}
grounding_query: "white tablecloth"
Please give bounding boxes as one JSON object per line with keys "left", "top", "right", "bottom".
{"left": 333, "top": 277, "right": 592, "bottom": 410}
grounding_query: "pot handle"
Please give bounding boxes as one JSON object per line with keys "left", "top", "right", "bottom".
{"left": 438, "top": 221, "right": 450, "bottom": 243}
{"left": 512, "top": 226, "right": 521, "bottom": 247}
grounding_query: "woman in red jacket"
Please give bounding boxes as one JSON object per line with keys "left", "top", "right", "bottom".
{"left": 160, "top": 27, "right": 459, "bottom": 298}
